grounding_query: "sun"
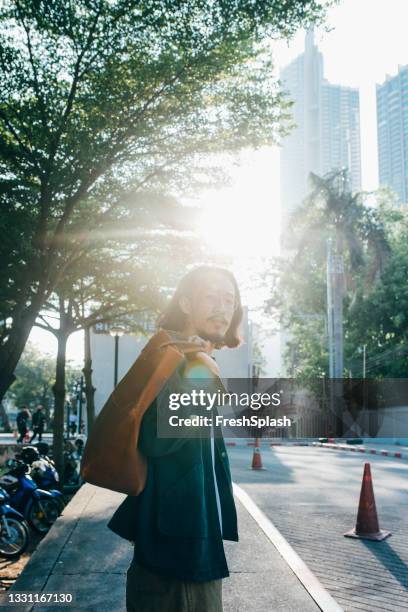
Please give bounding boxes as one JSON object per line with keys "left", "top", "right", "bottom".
{"left": 195, "top": 148, "right": 281, "bottom": 259}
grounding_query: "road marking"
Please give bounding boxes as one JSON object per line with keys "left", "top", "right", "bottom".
{"left": 233, "top": 483, "right": 344, "bottom": 612}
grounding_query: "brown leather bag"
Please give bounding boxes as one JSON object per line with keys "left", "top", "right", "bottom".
{"left": 80, "top": 329, "right": 216, "bottom": 496}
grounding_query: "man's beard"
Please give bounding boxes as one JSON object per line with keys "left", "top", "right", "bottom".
{"left": 196, "top": 328, "right": 226, "bottom": 345}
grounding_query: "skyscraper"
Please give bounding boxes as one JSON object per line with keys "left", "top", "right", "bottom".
{"left": 376, "top": 65, "right": 408, "bottom": 204}
{"left": 278, "top": 31, "right": 361, "bottom": 376}
{"left": 280, "top": 31, "right": 362, "bottom": 222}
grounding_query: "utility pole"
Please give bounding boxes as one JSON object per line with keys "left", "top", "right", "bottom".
{"left": 326, "top": 238, "right": 345, "bottom": 436}
{"left": 326, "top": 239, "right": 334, "bottom": 378}
{"left": 333, "top": 250, "right": 344, "bottom": 379}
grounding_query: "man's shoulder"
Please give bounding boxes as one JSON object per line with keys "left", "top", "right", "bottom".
{"left": 141, "top": 329, "right": 173, "bottom": 353}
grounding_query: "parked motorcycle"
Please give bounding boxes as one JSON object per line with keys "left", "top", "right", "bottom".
{"left": 34, "top": 441, "right": 52, "bottom": 460}
{"left": 35, "top": 439, "right": 84, "bottom": 492}
{"left": 62, "top": 440, "right": 84, "bottom": 492}
{"left": 0, "top": 460, "right": 61, "bottom": 534}
{"left": 0, "top": 486, "right": 30, "bottom": 558}
{"left": 19, "top": 447, "right": 66, "bottom": 513}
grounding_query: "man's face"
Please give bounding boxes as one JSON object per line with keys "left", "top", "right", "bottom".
{"left": 180, "top": 272, "right": 236, "bottom": 344}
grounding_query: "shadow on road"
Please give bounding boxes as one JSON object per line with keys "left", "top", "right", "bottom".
{"left": 363, "top": 539, "right": 408, "bottom": 590}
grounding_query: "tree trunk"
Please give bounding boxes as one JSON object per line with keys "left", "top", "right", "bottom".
{"left": 52, "top": 333, "right": 68, "bottom": 476}
{"left": 0, "top": 401, "right": 12, "bottom": 433}
{"left": 83, "top": 325, "right": 96, "bottom": 434}
{"left": 0, "top": 300, "right": 45, "bottom": 402}
{"left": 41, "top": 384, "right": 50, "bottom": 430}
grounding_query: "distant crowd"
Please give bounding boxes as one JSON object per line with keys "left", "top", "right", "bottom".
{"left": 16, "top": 405, "right": 46, "bottom": 444}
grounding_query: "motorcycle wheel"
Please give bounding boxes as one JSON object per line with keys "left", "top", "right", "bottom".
{"left": 28, "top": 498, "right": 60, "bottom": 533}
{"left": 0, "top": 517, "right": 30, "bottom": 558}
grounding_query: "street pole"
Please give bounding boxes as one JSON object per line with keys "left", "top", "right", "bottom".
{"left": 326, "top": 239, "right": 334, "bottom": 379}
{"left": 109, "top": 326, "right": 125, "bottom": 389}
{"left": 326, "top": 238, "right": 345, "bottom": 436}
{"left": 78, "top": 376, "right": 84, "bottom": 433}
{"left": 333, "top": 250, "right": 344, "bottom": 438}
{"left": 66, "top": 401, "right": 70, "bottom": 439}
{"left": 114, "top": 335, "right": 119, "bottom": 388}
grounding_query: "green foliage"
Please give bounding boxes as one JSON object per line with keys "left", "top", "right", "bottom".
{"left": 346, "top": 206, "right": 408, "bottom": 377}
{"left": 0, "top": 0, "right": 331, "bottom": 387}
{"left": 5, "top": 341, "right": 80, "bottom": 410}
{"left": 270, "top": 171, "right": 405, "bottom": 379}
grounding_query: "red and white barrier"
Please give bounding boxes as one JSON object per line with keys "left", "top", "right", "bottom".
{"left": 312, "top": 441, "right": 405, "bottom": 459}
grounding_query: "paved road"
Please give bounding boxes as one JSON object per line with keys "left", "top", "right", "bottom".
{"left": 229, "top": 444, "right": 408, "bottom": 612}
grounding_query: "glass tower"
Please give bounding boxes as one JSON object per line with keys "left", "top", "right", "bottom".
{"left": 376, "top": 65, "right": 408, "bottom": 205}
{"left": 280, "top": 31, "right": 362, "bottom": 224}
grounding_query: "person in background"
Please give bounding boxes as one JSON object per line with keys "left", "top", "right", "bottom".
{"left": 69, "top": 420, "right": 77, "bottom": 437}
{"left": 16, "top": 406, "right": 30, "bottom": 444}
{"left": 30, "top": 405, "right": 46, "bottom": 442}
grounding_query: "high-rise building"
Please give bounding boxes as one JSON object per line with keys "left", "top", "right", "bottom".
{"left": 376, "top": 65, "right": 408, "bottom": 204}
{"left": 279, "top": 31, "right": 361, "bottom": 375}
{"left": 280, "top": 31, "right": 362, "bottom": 223}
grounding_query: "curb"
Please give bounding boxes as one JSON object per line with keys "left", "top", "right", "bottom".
{"left": 224, "top": 440, "right": 310, "bottom": 447}
{"left": 233, "top": 483, "right": 343, "bottom": 612}
{"left": 312, "top": 441, "right": 404, "bottom": 459}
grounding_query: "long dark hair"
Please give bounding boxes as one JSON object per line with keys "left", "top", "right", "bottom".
{"left": 159, "top": 266, "right": 243, "bottom": 348}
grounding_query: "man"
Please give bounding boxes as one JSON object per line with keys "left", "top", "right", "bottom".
{"left": 30, "top": 405, "right": 46, "bottom": 442}
{"left": 69, "top": 419, "right": 77, "bottom": 438}
{"left": 108, "top": 266, "right": 243, "bottom": 612}
{"left": 16, "top": 406, "right": 30, "bottom": 444}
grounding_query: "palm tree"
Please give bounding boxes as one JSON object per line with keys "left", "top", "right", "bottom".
{"left": 292, "top": 169, "right": 390, "bottom": 300}
{"left": 286, "top": 169, "right": 391, "bottom": 435}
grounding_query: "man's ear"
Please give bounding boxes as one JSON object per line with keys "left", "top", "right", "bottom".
{"left": 179, "top": 296, "right": 191, "bottom": 315}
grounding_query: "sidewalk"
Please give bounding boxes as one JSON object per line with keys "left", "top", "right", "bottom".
{"left": 8, "top": 483, "right": 327, "bottom": 612}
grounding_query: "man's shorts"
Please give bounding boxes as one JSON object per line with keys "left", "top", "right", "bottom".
{"left": 126, "top": 560, "right": 223, "bottom": 612}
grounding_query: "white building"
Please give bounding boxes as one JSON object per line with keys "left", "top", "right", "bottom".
{"left": 91, "top": 308, "right": 252, "bottom": 415}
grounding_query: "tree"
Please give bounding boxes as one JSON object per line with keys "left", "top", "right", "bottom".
{"left": 346, "top": 204, "right": 408, "bottom": 378}
{"left": 4, "top": 341, "right": 80, "bottom": 424}
{"left": 0, "top": 0, "right": 332, "bottom": 399}
{"left": 36, "top": 251, "right": 168, "bottom": 472}
{"left": 270, "top": 171, "right": 391, "bottom": 378}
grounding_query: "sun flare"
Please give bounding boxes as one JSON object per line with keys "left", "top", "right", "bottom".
{"left": 195, "top": 149, "right": 281, "bottom": 259}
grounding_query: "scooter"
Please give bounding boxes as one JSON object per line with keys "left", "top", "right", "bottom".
{"left": 0, "top": 460, "right": 61, "bottom": 534}
{"left": 0, "top": 486, "right": 30, "bottom": 558}
{"left": 62, "top": 440, "right": 83, "bottom": 492}
{"left": 18, "top": 447, "right": 66, "bottom": 513}
{"left": 29, "top": 459, "right": 66, "bottom": 513}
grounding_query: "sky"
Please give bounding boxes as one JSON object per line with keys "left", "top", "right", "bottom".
{"left": 29, "top": 0, "right": 408, "bottom": 367}
{"left": 273, "top": 0, "right": 408, "bottom": 192}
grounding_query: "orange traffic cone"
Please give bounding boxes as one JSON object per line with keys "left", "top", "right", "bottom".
{"left": 344, "top": 462, "right": 391, "bottom": 541}
{"left": 251, "top": 438, "right": 265, "bottom": 470}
